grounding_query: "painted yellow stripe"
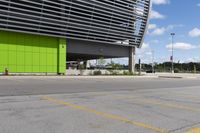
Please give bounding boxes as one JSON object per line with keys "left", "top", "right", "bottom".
{"left": 185, "top": 128, "right": 200, "bottom": 133}
{"left": 167, "top": 92, "right": 200, "bottom": 100}
{"left": 110, "top": 95, "right": 200, "bottom": 113}
{"left": 42, "top": 96, "right": 169, "bottom": 133}
{"left": 131, "top": 99, "right": 200, "bottom": 113}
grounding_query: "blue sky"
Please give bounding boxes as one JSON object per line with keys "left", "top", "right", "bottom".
{"left": 139, "top": 0, "right": 200, "bottom": 63}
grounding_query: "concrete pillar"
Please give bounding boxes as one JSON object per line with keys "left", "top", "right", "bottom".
{"left": 77, "top": 59, "right": 81, "bottom": 70}
{"left": 129, "top": 47, "right": 136, "bottom": 73}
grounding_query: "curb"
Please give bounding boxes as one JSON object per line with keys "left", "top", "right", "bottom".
{"left": 0, "top": 75, "right": 159, "bottom": 79}
{"left": 158, "top": 76, "right": 183, "bottom": 79}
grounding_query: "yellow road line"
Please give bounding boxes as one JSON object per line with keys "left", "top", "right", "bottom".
{"left": 42, "top": 96, "right": 169, "bottom": 133}
{"left": 109, "top": 95, "right": 200, "bottom": 113}
{"left": 185, "top": 128, "right": 200, "bottom": 133}
{"left": 167, "top": 92, "right": 200, "bottom": 100}
{"left": 109, "top": 94, "right": 200, "bottom": 113}
{"left": 88, "top": 92, "right": 200, "bottom": 113}
{"left": 110, "top": 95, "right": 140, "bottom": 100}
{"left": 131, "top": 99, "right": 200, "bottom": 113}
{"left": 149, "top": 92, "right": 200, "bottom": 101}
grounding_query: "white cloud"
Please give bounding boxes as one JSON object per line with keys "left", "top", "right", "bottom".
{"left": 166, "top": 42, "right": 200, "bottom": 50}
{"left": 151, "top": 27, "right": 166, "bottom": 36}
{"left": 185, "top": 57, "right": 200, "bottom": 63}
{"left": 137, "top": 43, "right": 150, "bottom": 55}
{"left": 113, "top": 42, "right": 155, "bottom": 64}
{"left": 148, "top": 24, "right": 157, "bottom": 30}
{"left": 152, "top": 0, "right": 170, "bottom": 5}
{"left": 189, "top": 28, "right": 200, "bottom": 37}
{"left": 137, "top": 43, "right": 154, "bottom": 63}
{"left": 166, "top": 24, "right": 184, "bottom": 30}
{"left": 145, "top": 52, "right": 153, "bottom": 55}
{"left": 141, "top": 42, "right": 150, "bottom": 49}
{"left": 150, "top": 10, "right": 165, "bottom": 19}
{"left": 149, "top": 24, "right": 184, "bottom": 36}
{"left": 150, "top": 40, "right": 160, "bottom": 44}
{"left": 197, "top": 3, "right": 200, "bottom": 7}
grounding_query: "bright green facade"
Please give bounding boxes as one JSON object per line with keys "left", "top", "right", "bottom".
{"left": 0, "top": 30, "right": 66, "bottom": 74}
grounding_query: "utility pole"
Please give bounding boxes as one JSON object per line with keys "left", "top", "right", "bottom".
{"left": 151, "top": 50, "right": 155, "bottom": 73}
{"left": 170, "top": 33, "right": 175, "bottom": 73}
{"left": 139, "top": 59, "right": 141, "bottom": 75}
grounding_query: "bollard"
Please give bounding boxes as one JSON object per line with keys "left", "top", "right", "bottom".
{"left": 5, "top": 68, "right": 9, "bottom": 76}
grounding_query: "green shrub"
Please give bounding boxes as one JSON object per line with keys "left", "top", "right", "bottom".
{"left": 174, "top": 68, "right": 180, "bottom": 73}
{"left": 93, "top": 70, "right": 102, "bottom": 75}
{"left": 123, "top": 71, "right": 135, "bottom": 75}
{"left": 111, "top": 71, "right": 119, "bottom": 75}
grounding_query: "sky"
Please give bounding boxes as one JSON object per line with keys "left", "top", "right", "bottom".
{"left": 137, "top": 0, "right": 200, "bottom": 64}
{"left": 92, "top": 0, "right": 200, "bottom": 65}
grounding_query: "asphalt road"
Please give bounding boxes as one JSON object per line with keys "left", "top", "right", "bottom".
{"left": 0, "top": 76, "right": 200, "bottom": 96}
{"left": 0, "top": 76, "right": 200, "bottom": 133}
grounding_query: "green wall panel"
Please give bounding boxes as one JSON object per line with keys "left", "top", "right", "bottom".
{"left": 58, "top": 38, "right": 67, "bottom": 73}
{"left": 0, "top": 30, "right": 66, "bottom": 73}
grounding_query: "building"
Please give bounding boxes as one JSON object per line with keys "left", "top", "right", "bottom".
{"left": 0, "top": 0, "right": 151, "bottom": 74}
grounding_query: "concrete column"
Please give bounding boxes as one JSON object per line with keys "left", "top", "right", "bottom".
{"left": 129, "top": 47, "right": 136, "bottom": 73}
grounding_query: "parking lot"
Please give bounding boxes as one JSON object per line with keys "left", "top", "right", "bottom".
{"left": 0, "top": 76, "right": 200, "bottom": 133}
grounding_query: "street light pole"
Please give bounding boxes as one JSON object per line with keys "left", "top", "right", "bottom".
{"left": 151, "top": 50, "right": 154, "bottom": 73}
{"left": 170, "top": 33, "right": 175, "bottom": 73}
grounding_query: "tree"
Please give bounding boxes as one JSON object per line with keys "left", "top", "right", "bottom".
{"left": 97, "top": 57, "right": 106, "bottom": 67}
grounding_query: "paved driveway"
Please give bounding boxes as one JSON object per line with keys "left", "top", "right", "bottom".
{"left": 0, "top": 76, "right": 200, "bottom": 133}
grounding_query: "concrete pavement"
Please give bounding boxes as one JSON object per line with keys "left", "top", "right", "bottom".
{"left": 0, "top": 76, "right": 200, "bottom": 97}
{"left": 0, "top": 76, "right": 200, "bottom": 133}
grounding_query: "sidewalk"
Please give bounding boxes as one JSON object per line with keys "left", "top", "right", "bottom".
{"left": 146, "top": 73, "right": 200, "bottom": 79}
{"left": 0, "top": 75, "right": 158, "bottom": 80}
{"left": 0, "top": 73, "right": 199, "bottom": 79}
